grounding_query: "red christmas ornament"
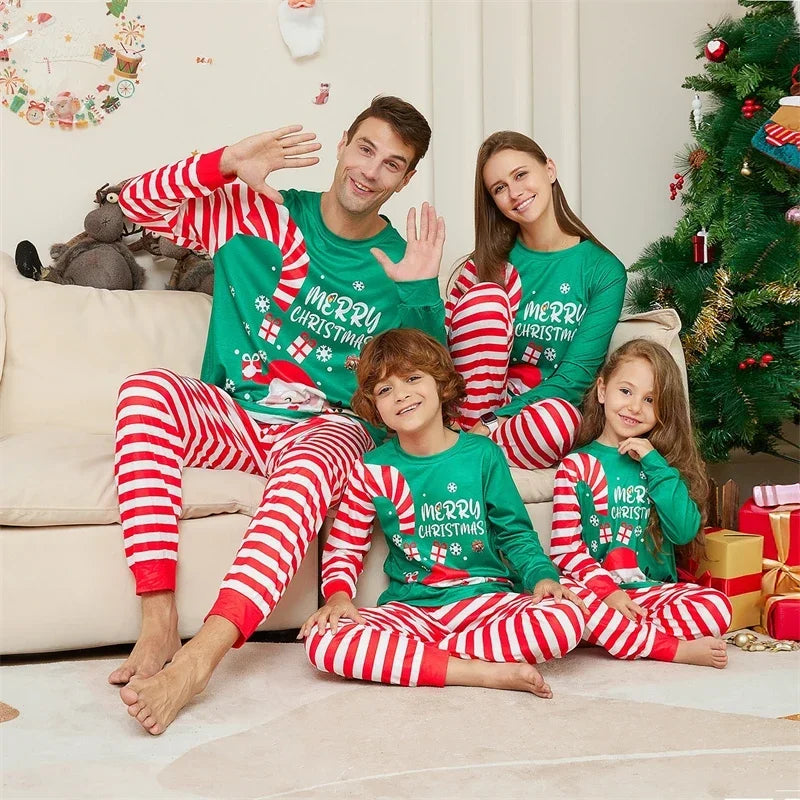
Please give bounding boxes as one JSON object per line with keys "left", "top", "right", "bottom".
{"left": 739, "top": 362, "right": 747, "bottom": 370}
{"left": 692, "top": 227, "right": 715, "bottom": 263}
{"left": 745, "top": 357, "right": 756, "bottom": 366}
{"left": 741, "top": 98, "right": 763, "bottom": 119}
{"left": 704, "top": 38, "right": 729, "bottom": 62}
{"left": 761, "top": 353, "right": 774, "bottom": 364}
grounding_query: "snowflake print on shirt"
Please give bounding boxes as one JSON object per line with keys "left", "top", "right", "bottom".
{"left": 590, "top": 540, "right": 598, "bottom": 553}
{"left": 449, "top": 543, "right": 462, "bottom": 556}
{"left": 392, "top": 534, "right": 402, "bottom": 547}
{"left": 352, "top": 280, "right": 365, "bottom": 292}
{"left": 316, "top": 345, "right": 333, "bottom": 363}
{"left": 224, "top": 378, "right": 235, "bottom": 393}
{"left": 447, "top": 483, "right": 458, "bottom": 493}
{"left": 634, "top": 526, "right": 643, "bottom": 537}
{"left": 229, "top": 285, "right": 236, "bottom": 297}
{"left": 560, "top": 282, "right": 570, "bottom": 294}
{"left": 255, "top": 295, "right": 270, "bottom": 313}
{"left": 590, "top": 515, "right": 600, "bottom": 526}
{"left": 243, "top": 322, "right": 251, "bottom": 335}
{"left": 544, "top": 348, "right": 556, "bottom": 362}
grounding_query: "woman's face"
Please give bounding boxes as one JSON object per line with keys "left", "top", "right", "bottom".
{"left": 482, "top": 148, "right": 556, "bottom": 227}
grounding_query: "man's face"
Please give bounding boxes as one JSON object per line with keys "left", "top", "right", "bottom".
{"left": 330, "top": 117, "right": 417, "bottom": 219}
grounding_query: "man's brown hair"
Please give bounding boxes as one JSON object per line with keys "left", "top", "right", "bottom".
{"left": 346, "top": 96, "right": 431, "bottom": 173}
{"left": 351, "top": 329, "right": 465, "bottom": 428}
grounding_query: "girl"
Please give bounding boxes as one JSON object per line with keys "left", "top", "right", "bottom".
{"left": 446, "top": 131, "right": 627, "bottom": 471}
{"left": 550, "top": 339, "right": 732, "bottom": 667}
{"left": 301, "top": 328, "right": 587, "bottom": 696}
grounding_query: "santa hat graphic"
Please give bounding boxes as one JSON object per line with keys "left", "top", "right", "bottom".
{"left": 601, "top": 546, "right": 648, "bottom": 584}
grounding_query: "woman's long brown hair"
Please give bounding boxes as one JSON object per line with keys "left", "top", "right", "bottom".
{"left": 576, "top": 339, "right": 709, "bottom": 565}
{"left": 457, "top": 131, "right": 608, "bottom": 287}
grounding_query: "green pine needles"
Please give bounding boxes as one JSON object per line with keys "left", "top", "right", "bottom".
{"left": 628, "top": 0, "right": 800, "bottom": 463}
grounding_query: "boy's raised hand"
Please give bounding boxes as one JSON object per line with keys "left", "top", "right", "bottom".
{"left": 371, "top": 202, "right": 446, "bottom": 283}
{"left": 219, "top": 125, "right": 321, "bottom": 205}
{"left": 298, "top": 591, "right": 366, "bottom": 638}
{"left": 602, "top": 589, "right": 647, "bottom": 622}
{"left": 529, "top": 579, "right": 589, "bottom": 616}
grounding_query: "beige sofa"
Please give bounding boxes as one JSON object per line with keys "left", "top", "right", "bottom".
{"left": 0, "top": 252, "right": 686, "bottom": 654}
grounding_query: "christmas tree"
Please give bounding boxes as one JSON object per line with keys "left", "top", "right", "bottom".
{"left": 628, "top": 0, "right": 800, "bottom": 463}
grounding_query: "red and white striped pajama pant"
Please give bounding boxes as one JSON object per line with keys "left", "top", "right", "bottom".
{"left": 114, "top": 368, "right": 373, "bottom": 645}
{"left": 304, "top": 591, "right": 585, "bottom": 686}
{"left": 559, "top": 578, "right": 732, "bottom": 661}
{"left": 446, "top": 282, "right": 580, "bottom": 469}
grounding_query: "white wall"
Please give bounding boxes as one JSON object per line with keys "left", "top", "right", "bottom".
{"left": 0, "top": 0, "right": 739, "bottom": 288}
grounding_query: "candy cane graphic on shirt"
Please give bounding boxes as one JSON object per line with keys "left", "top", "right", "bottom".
{"left": 264, "top": 202, "right": 310, "bottom": 312}
{"left": 361, "top": 463, "right": 416, "bottom": 543}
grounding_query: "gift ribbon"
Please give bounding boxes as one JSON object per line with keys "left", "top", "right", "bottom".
{"left": 762, "top": 509, "right": 800, "bottom": 596}
{"left": 680, "top": 562, "right": 761, "bottom": 596}
{"left": 28, "top": 100, "right": 46, "bottom": 111}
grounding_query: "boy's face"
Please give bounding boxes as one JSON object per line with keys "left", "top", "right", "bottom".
{"left": 373, "top": 369, "right": 442, "bottom": 437}
{"left": 330, "top": 117, "right": 417, "bottom": 218}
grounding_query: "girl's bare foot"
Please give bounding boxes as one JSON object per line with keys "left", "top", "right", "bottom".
{"left": 446, "top": 658, "right": 553, "bottom": 698}
{"left": 674, "top": 636, "right": 728, "bottom": 669}
{"left": 108, "top": 592, "right": 180, "bottom": 685}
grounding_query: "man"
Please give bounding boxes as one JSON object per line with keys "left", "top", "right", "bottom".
{"left": 110, "top": 96, "right": 445, "bottom": 734}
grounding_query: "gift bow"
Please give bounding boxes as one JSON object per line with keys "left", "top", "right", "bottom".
{"left": 762, "top": 508, "right": 800, "bottom": 597}
{"left": 28, "top": 100, "right": 46, "bottom": 111}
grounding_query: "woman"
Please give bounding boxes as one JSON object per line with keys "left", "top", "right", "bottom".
{"left": 446, "top": 131, "right": 627, "bottom": 470}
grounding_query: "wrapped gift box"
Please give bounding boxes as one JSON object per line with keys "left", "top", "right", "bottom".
{"left": 693, "top": 529, "right": 763, "bottom": 632}
{"left": 762, "top": 596, "right": 800, "bottom": 641}
{"left": 738, "top": 499, "right": 800, "bottom": 565}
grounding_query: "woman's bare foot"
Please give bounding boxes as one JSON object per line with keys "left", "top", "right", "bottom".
{"left": 108, "top": 592, "right": 180, "bottom": 685}
{"left": 446, "top": 658, "right": 553, "bottom": 698}
{"left": 674, "top": 636, "right": 728, "bottom": 669}
{"left": 119, "top": 615, "right": 239, "bottom": 735}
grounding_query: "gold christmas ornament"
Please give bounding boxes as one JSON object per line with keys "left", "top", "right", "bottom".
{"left": 726, "top": 633, "right": 800, "bottom": 652}
{"left": 733, "top": 631, "right": 756, "bottom": 647}
{"left": 741, "top": 160, "right": 752, "bottom": 177}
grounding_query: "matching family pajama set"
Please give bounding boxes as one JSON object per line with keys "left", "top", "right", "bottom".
{"left": 550, "top": 441, "right": 732, "bottom": 660}
{"left": 115, "top": 147, "right": 445, "bottom": 644}
{"left": 445, "top": 240, "right": 626, "bottom": 470}
{"left": 305, "top": 433, "right": 586, "bottom": 686}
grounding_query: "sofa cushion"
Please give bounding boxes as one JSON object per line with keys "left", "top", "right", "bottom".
{"left": 0, "top": 430, "right": 267, "bottom": 526}
{"left": 0, "top": 430, "right": 556, "bottom": 526}
{"left": 0, "top": 255, "right": 211, "bottom": 437}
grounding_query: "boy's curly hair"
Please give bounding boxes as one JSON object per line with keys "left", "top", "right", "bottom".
{"left": 351, "top": 329, "right": 466, "bottom": 429}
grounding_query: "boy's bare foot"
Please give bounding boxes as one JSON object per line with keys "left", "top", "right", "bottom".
{"left": 119, "top": 615, "right": 238, "bottom": 734}
{"left": 108, "top": 591, "right": 180, "bottom": 685}
{"left": 674, "top": 636, "right": 728, "bottom": 669}
{"left": 447, "top": 659, "right": 553, "bottom": 698}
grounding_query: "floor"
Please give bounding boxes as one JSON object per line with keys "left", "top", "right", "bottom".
{"left": 2, "top": 639, "right": 799, "bottom": 799}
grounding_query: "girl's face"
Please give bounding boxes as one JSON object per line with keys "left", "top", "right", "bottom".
{"left": 597, "top": 357, "right": 657, "bottom": 445}
{"left": 373, "top": 370, "right": 443, "bottom": 438}
{"left": 482, "top": 149, "right": 556, "bottom": 228}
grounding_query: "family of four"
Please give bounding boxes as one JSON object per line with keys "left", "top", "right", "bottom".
{"left": 108, "top": 96, "right": 732, "bottom": 735}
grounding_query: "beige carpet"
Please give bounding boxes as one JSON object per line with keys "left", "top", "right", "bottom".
{"left": 2, "top": 642, "right": 799, "bottom": 799}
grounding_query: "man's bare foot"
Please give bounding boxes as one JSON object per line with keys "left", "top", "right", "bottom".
{"left": 446, "top": 659, "right": 553, "bottom": 698}
{"left": 108, "top": 592, "right": 180, "bottom": 685}
{"left": 119, "top": 615, "right": 239, "bottom": 735}
{"left": 674, "top": 636, "right": 728, "bottom": 669}
{"left": 120, "top": 650, "right": 209, "bottom": 735}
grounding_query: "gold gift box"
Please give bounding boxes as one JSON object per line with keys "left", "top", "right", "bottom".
{"left": 695, "top": 530, "right": 764, "bottom": 632}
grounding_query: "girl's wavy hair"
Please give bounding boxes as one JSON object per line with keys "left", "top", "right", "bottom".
{"left": 351, "top": 329, "right": 465, "bottom": 430}
{"left": 577, "top": 339, "right": 709, "bottom": 565}
{"left": 453, "top": 130, "right": 609, "bottom": 288}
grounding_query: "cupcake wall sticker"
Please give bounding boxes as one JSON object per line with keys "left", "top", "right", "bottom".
{"left": 0, "top": 0, "right": 145, "bottom": 130}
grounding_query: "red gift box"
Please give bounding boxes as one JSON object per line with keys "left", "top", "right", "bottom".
{"left": 738, "top": 499, "right": 800, "bottom": 566}
{"left": 762, "top": 595, "right": 800, "bottom": 641}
